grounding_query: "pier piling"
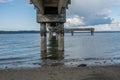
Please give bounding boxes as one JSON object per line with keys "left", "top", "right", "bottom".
{"left": 40, "top": 23, "right": 47, "bottom": 52}
{"left": 30, "top": 0, "right": 71, "bottom": 52}
{"left": 91, "top": 29, "right": 94, "bottom": 36}
{"left": 57, "top": 23, "right": 64, "bottom": 51}
{"left": 48, "top": 30, "right": 53, "bottom": 41}
{"left": 71, "top": 31, "right": 74, "bottom": 36}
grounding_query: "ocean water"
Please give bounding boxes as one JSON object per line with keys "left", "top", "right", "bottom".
{"left": 0, "top": 32, "right": 120, "bottom": 69}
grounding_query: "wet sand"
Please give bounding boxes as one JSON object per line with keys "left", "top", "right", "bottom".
{"left": 0, "top": 65, "right": 120, "bottom": 80}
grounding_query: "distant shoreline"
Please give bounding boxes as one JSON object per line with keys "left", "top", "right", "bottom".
{"left": 0, "top": 31, "right": 40, "bottom": 34}
{"left": 0, "top": 31, "right": 120, "bottom": 34}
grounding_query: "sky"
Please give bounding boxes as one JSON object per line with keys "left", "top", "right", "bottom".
{"left": 0, "top": 0, "right": 120, "bottom": 31}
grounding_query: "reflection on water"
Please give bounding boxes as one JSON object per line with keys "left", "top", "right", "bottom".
{"left": 41, "top": 36, "right": 64, "bottom": 67}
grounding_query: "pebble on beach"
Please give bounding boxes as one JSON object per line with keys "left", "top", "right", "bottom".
{"left": 78, "top": 64, "right": 87, "bottom": 67}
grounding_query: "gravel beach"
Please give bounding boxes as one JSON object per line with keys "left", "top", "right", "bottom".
{"left": 0, "top": 65, "right": 120, "bottom": 80}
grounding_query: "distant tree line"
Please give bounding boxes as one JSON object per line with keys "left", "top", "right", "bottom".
{"left": 0, "top": 31, "right": 40, "bottom": 34}
{"left": 0, "top": 30, "right": 120, "bottom": 34}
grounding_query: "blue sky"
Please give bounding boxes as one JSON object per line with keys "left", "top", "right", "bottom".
{"left": 0, "top": 0, "right": 39, "bottom": 31}
{"left": 0, "top": 0, "right": 120, "bottom": 31}
{"left": 110, "top": 4, "right": 120, "bottom": 21}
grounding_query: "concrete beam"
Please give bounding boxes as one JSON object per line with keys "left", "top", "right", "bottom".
{"left": 37, "top": 9, "right": 66, "bottom": 23}
{"left": 58, "top": 0, "right": 71, "bottom": 14}
{"left": 63, "top": 0, "right": 71, "bottom": 8}
{"left": 44, "top": 0, "right": 58, "bottom": 7}
{"left": 30, "top": 0, "right": 44, "bottom": 14}
{"left": 58, "top": 0, "right": 64, "bottom": 14}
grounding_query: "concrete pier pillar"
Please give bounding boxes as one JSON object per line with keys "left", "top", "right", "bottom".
{"left": 56, "top": 33, "right": 58, "bottom": 40}
{"left": 91, "top": 29, "right": 94, "bottom": 36}
{"left": 40, "top": 23, "right": 47, "bottom": 52}
{"left": 48, "top": 31, "right": 53, "bottom": 41}
{"left": 57, "top": 23, "right": 64, "bottom": 51}
{"left": 71, "top": 31, "right": 74, "bottom": 36}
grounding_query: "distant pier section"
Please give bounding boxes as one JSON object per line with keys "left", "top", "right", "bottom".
{"left": 66, "top": 28, "right": 95, "bottom": 36}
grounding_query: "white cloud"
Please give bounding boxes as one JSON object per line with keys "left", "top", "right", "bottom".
{"left": 67, "top": 0, "right": 120, "bottom": 26}
{"left": 94, "top": 22, "right": 120, "bottom": 31}
{"left": 65, "top": 15, "right": 84, "bottom": 28}
{"left": 73, "top": 21, "right": 120, "bottom": 31}
{"left": 65, "top": 0, "right": 120, "bottom": 31}
{"left": 0, "top": 0, "right": 30, "bottom": 3}
{"left": 22, "top": 0, "right": 30, "bottom": 4}
{"left": 0, "top": 0, "right": 13, "bottom": 3}
{"left": 65, "top": 16, "right": 120, "bottom": 31}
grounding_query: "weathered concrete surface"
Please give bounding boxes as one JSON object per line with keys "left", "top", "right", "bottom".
{"left": 37, "top": 8, "right": 66, "bottom": 23}
{"left": 30, "top": 0, "right": 71, "bottom": 51}
{"left": 30, "top": 0, "right": 70, "bottom": 23}
{"left": 40, "top": 23, "right": 47, "bottom": 51}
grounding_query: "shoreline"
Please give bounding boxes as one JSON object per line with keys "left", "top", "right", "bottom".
{"left": 0, "top": 58, "right": 119, "bottom": 70}
{"left": 0, "top": 65, "right": 120, "bottom": 80}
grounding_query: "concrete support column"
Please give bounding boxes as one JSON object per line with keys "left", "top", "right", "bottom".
{"left": 48, "top": 30, "right": 53, "bottom": 41}
{"left": 40, "top": 23, "right": 47, "bottom": 52}
{"left": 71, "top": 31, "right": 74, "bottom": 36}
{"left": 56, "top": 33, "right": 58, "bottom": 40}
{"left": 91, "top": 30, "right": 94, "bottom": 36}
{"left": 57, "top": 23, "right": 64, "bottom": 51}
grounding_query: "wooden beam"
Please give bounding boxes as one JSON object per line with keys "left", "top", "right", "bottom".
{"left": 30, "top": 0, "right": 44, "bottom": 14}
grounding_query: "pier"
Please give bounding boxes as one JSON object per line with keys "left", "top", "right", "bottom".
{"left": 66, "top": 28, "right": 95, "bottom": 36}
{"left": 30, "top": 0, "right": 71, "bottom": 52}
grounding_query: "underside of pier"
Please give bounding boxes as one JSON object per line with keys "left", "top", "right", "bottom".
{"left": 30, "top": 0, "right": 71, "bottom": 52}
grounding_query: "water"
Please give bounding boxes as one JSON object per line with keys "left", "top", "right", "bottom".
{"left": 0, "top": 32, "right": 120, "bottom": 69}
